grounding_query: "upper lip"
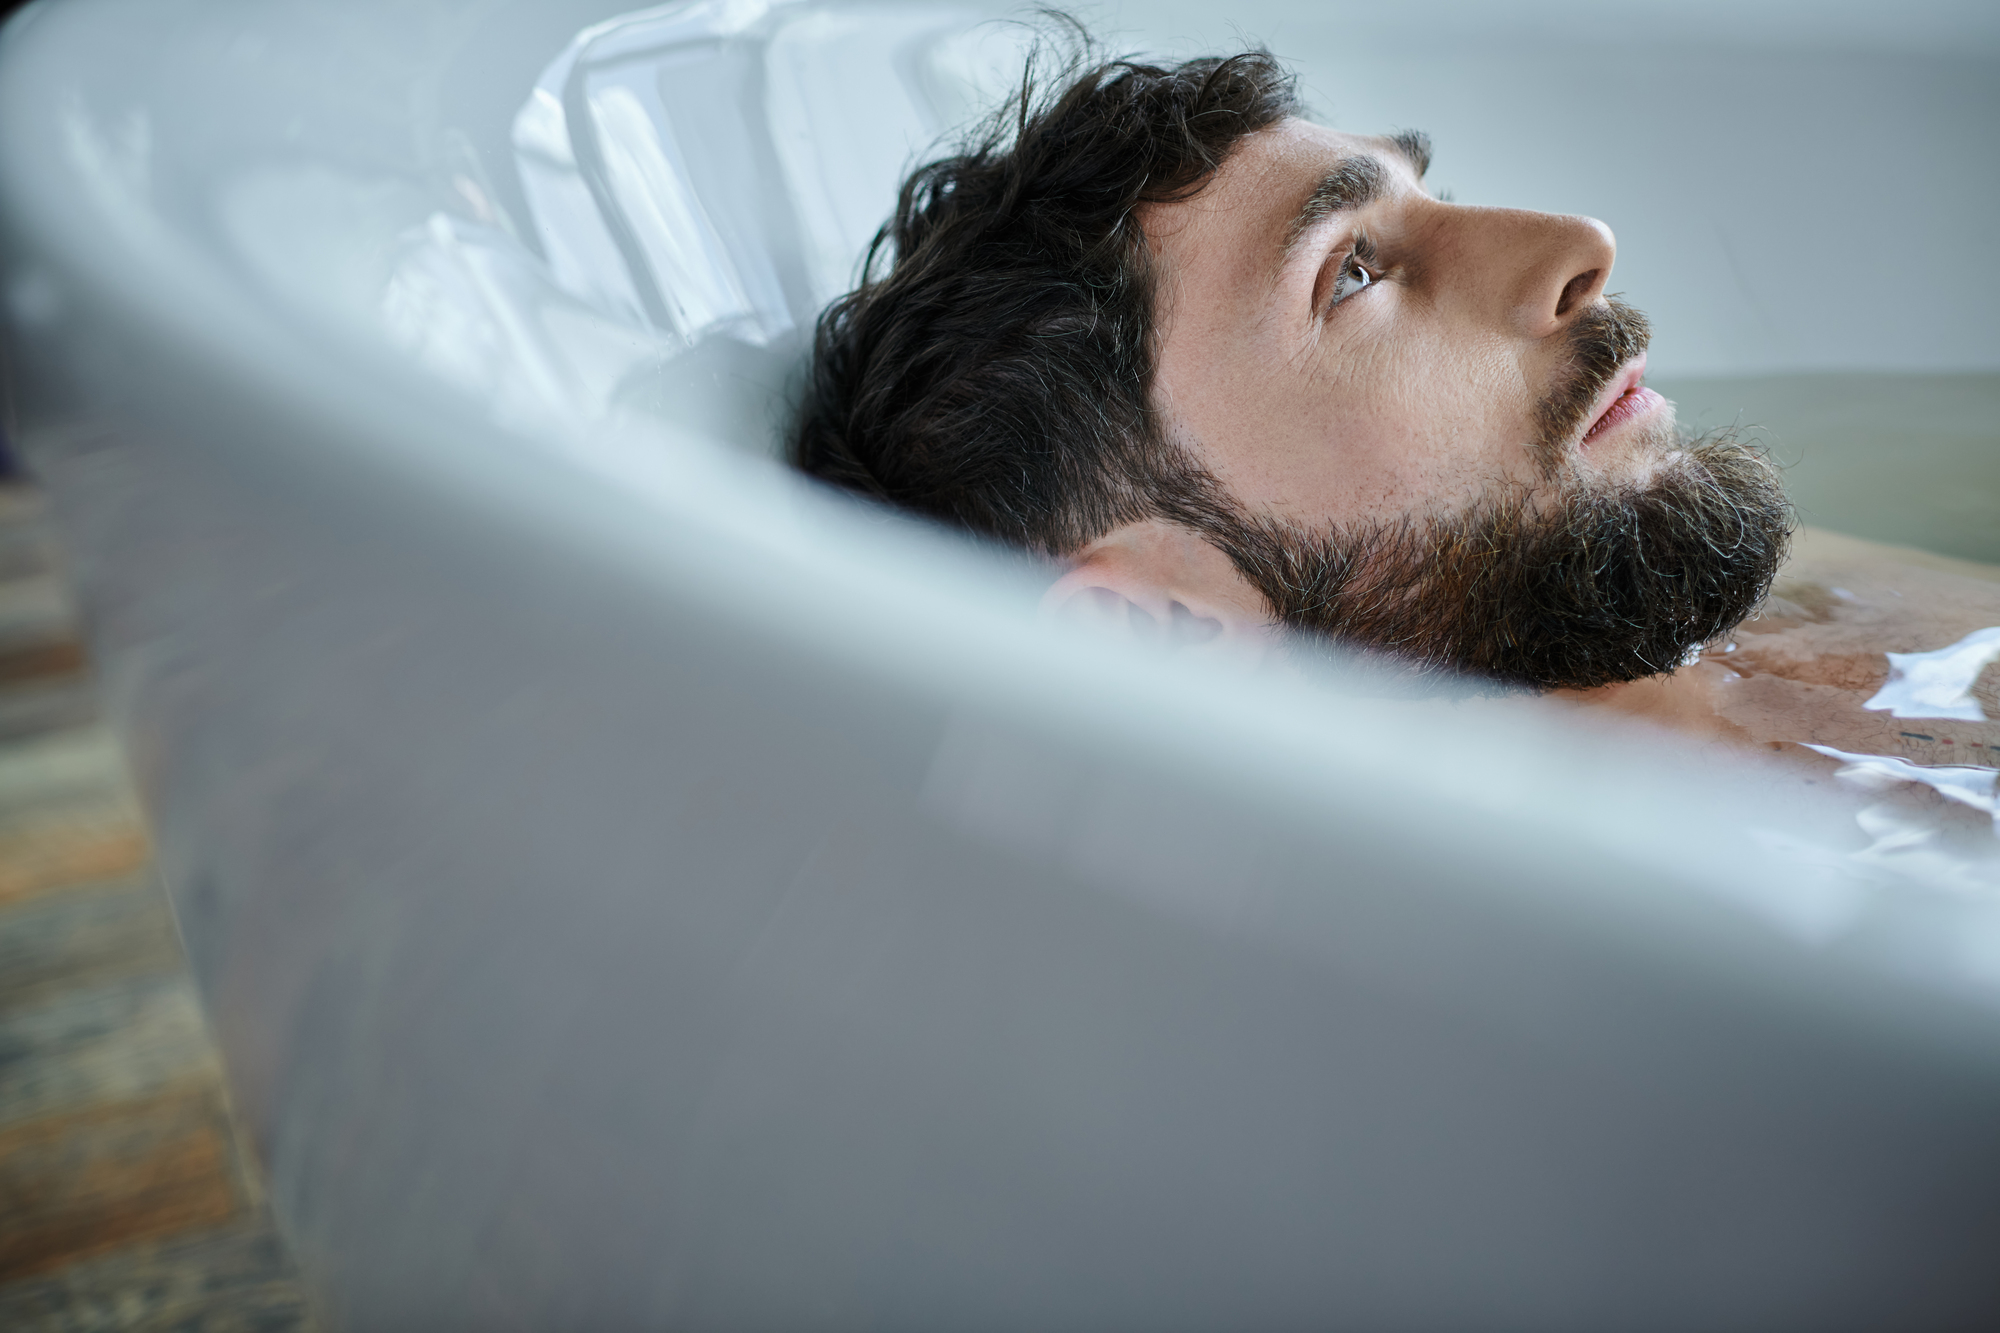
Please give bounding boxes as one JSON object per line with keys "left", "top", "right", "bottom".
{"left": 1581, "top": 352, "right": 1649, "bottom": 441}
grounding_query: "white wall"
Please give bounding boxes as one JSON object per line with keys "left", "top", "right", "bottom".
{"left": 1102, "top": 0, "right": 2000, "bottom": 378}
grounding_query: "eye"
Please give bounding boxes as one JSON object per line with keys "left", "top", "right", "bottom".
{"left": 1329, "top": 251, "right": 1375, "bottom": 307}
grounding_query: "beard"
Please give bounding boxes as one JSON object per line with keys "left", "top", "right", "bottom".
{"left": 1203, "top": 429, "right": 1793, "bottom": 690}
{"left": 1160, "top": 300, "right": 1795, "bottom": 691}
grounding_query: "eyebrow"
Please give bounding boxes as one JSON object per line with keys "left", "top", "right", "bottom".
{"left": 1391, "top": 129, "right": 1433, "bottom": 178}
{"left": 1278, "top": 131, "right": 1433, "bottom": 262}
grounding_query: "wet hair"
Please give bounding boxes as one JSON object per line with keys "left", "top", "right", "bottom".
{"left": 791, "top": 40, "right": 1299, "bottom": 554}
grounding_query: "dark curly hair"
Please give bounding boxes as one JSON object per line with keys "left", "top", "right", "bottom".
{"left": 791, "top": 42, "right": 1299, "bottom": 555}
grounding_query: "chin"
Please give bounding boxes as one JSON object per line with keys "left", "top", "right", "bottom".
{"left": 1586, "top": 413, "right": 1685, "bottom": 486}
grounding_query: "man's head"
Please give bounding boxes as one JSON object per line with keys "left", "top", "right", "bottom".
{"left": 793, "top": 44, "right": 1792, "bottom": 689}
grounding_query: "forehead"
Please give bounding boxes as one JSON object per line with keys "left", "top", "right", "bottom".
{"left": 1140, "top": 119, "right": 1418, "bottom": 253}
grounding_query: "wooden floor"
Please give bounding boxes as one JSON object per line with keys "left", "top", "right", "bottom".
{"left": 0, "top": 485, "right": 316, "bottom": 1331}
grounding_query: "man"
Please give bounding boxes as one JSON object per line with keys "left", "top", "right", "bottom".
{"left": 792, "top": 42, "right": 2000, "bottom": 844}
{"left": 793, "top": 48, "right": 1793, "bottom": 691}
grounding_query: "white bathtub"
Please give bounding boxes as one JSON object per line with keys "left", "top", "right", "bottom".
{"left": 4, "top": 0, "right": 2000, "bottom": 1326}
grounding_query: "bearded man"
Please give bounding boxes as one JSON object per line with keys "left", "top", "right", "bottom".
{"left": 792, "top": 48, "right": 1794, "bottom": 690}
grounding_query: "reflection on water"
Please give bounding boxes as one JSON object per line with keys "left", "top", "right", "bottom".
{"left": 1797, "top": 746, "right": 2000, "bottom": 895}
{"left": 1803, "top": 745, "right": 2000, "bottom": 827}
{"left": 1865, "top": 626, "right": 2000, "bottom": 723}
{"left": 1710, "top": 535, "right": 2000, "bottom": 890}
{"left": 1574, "top": 528, "right": 2000, "bottom": 892}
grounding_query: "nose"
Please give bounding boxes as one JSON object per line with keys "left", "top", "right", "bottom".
{"left": 1450, "top": 207, "right": 1618, "bottom": 341}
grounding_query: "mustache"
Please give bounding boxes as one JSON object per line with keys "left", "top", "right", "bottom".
{"left": 1535, "top": 297, "right": 1653, "bottom": 468}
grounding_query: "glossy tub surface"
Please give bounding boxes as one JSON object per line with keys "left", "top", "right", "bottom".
{"left": 4, "top": 0, "right": 2000, "bottom": 1326}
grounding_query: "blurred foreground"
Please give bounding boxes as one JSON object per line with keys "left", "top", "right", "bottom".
{"left": 0, "top": 485, "right": 313, "bottom": 1331}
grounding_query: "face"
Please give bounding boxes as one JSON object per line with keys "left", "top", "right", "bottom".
{"left": 1075, "top": 117, "right": 1791, "bottom": 690}
{"left": 1143, "top": 118, "right": 1670, "bottom": 527}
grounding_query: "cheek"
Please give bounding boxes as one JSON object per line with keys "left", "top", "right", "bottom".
{"left": 1437, "top": 337, "right": 1535, "bottom": 442}
{"left": 1386, "top": 313, "right": 1538, "bottom": 444}
{"left": 1306, "top": 320, "right": 1545, "bottom": 505}
{"left": 1164, "top": 293, "right": 1549, "bottom": 520}
{"left": 1319, "top": 315, "right": 1500, "bottom": 452}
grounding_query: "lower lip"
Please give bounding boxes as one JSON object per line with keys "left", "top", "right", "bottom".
{"left": 1584, "top": 385, "right": 1665, "bottom": 444}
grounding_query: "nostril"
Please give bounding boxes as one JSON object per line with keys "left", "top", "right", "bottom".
{"left": 1556, "top": 268, "right": 1600, "bottom": 318}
